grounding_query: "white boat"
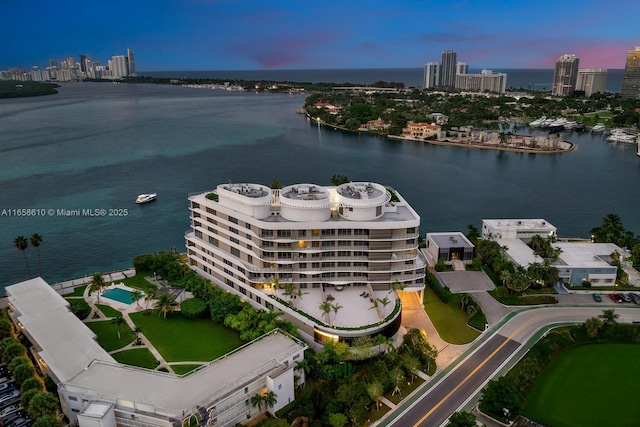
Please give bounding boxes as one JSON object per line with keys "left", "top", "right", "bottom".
{"left": 591, "top": 123, "right": 606, "bottom": 133}
{"left": 606, "top": 129, "right": 638, "bottom": 144}
{"left": 529, "top": 116, "right": 546, "bottom": 127}
{"left": 563, "top": 120, "right": 577, "bottom": 130}
{"left": 540, "top": 118, "right": 555, "bottom": 128}
{"left": 135, "top": 193, "right": 157, "bottom": 204}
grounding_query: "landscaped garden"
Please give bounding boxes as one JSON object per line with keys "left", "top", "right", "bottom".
{"left": 129, "top": 311, "right": 245, "bottom": 362}
{"left": 85, "top": 320, "right": 136, "bottom": 351}
{"left": 111, "top": 348, "right": 159, "bottom": 370}
{"left": 423, "top": 287, "right": 480, "bottom": 344}
{"left": 521, "top": 343, "right": 640, "bottom": 427}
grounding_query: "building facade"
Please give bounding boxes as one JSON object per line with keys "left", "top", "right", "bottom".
{"left": 423, "top": 62, "right": 440, "bottom": 89}
{"left": 440, "top": 50, "right": 457, "bottom": 87}
{"left": 402, "top": 122, "right": 441, "bottom": 138}
{"left": 552, "top": 54, "right": 580, "bottom": 96}
{"left": 6, "top": 277, "right": 306, "bottom": 427}
{"left": 424, "top": 232, "right": 475, "bottom": 266}
{"left": 576, "top": 68, "right": 607, "bottom": 96}
{"left": 620, "top": 46, "right": 640, "bottom": 99}
{"left": 455, "top": 62, "right": 468, "bottom": 76}
{"left": 185, "top": 182, "right": 426, "bottom": 347}
{"left": 454, "top": 69, "right": 507, "bottom": 94}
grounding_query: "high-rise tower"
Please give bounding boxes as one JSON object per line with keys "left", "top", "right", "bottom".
{"left": 552, "top": 54, "right": 580, "bottom": 96}
{"left": 620, "top": 46, "right": 640, "bottom": 99}
{"left": 440, "top": 50, "right": 457, "bottom": 87}
{"left": 127, "top": 48, "right": 136, "bottom": 76}
{"left": 423, "top": 62, "right": 440, "bottom": 89}
{"left": 576, "top": 69, "right": 607, "bottom": 96}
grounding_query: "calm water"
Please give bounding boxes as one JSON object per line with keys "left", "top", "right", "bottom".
{"left": 1, "top": 81, "right": 638, "bottom": 291}
{"left": 143, "top": 68, "right": 625, "bottom": 93}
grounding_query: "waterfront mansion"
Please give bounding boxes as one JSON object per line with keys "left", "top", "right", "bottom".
{"left": 185, "top": 182, "right": 427, "bottom": 348}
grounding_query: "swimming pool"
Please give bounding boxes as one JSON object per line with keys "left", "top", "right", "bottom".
{"left": 101, "top": 287, "right": 143, "bottom": 305}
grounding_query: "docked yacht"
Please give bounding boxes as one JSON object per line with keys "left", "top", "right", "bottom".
{"left": 529, "top": 116, "right": 546, "bottom": 127}
{"left": 606, "top": 129, "right": 638, "bottom": 144}
{"left": 135, "top": 193, "right": 157, "bottom": 204}
{"left": 563, "top": 120, "right": 578, "bottom": 130}
{"left": 591, "top": 123, "right": 606, "bottom": 133}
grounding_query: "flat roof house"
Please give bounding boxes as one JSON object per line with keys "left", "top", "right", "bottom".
{"left": 424, "top": 232, "right": 475, "bottom": 266}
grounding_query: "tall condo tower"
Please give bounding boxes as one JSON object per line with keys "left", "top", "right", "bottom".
{"left": 552, "top": 54, "right": 580, "bottom": 96}
{"left": 456, "top": 62, "right": 469, "bottom": 75}
{"left": 423, "top": 62, "right": 440, "bottom": 89}
{"left": 620, "top": 46, "right": 640, "bottom": 99}
{"left": 440, "top": 50, "right": 457, "bottom": 87}
{"left": 576, "top": 69, "right": 607, "bottom": 96}
{"left": 127, "top": 48, "right": 135, "bottom": 76}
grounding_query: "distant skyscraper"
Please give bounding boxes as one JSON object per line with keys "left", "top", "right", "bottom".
{"left": 620, "top": 46, "right": 640, "bottom": 99}
{"left": 456, "top": 62, "right": 468, "bottom": 75}
{"left": 78, "top": 55, "right": 87, "bottom": 73}
{"left": 110, "top": 55, "right": 129, "bottom": 78}
{"left": 552, "top": 54, "right": 580, "bottom": 96}
{"left": 440, "top": 50, "right": 457, "bottom": 87}
{"left": 455, "top": 69, "right": 507, "bottom": 94}
{"left": 576, "top": 69, "right": 607, "bottom": 96}
{"left": 127, "top": 48, "right": 135, "bottom": 76}
{"left": 423, "top": 62, "right": 440, "bottom": 89}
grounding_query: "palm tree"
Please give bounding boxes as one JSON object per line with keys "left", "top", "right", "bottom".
{"left": 111, "top": 316, "right": 126, "bottom": 340}
{"left": 130, "top": 290, "right": 143, "bottom": 308}
{"left": 250, "top": 393, "right": 265, "bottom": 414}
{"left": 330, "top": 303, "right": 343, "bottom": 327}
{"left": 598, "top": 309, "right": 619, "bottom": 326}
{"left": 90, "top": 273, "right": 106, "bottom": 304}
{"left": 584, "top": 317, "right": 602, "bottom": 338}
{"left": 377, "top": 296, "right": 391, "bottom": 319}
{"left": 144, "top": 288, "right": 157, "bottom": 309}
{"left": 13, "top": 236, "right": 31, "bottom": 279}
{"left": 319, "top": 301, "right": 332, "bottom": 325}
{"left": 154, "top": 293, "right": 178, "bottom": 319}
{"left": 30, "top": 234, "right": 43, "bottom": 277}
{"left": 263, "top": 391, "right": 277, "bottom": 415}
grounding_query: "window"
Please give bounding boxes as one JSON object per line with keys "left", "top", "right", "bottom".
{"left": 277, "top": 230, "right": 292, "bottom": 237}
{"left": 229, "top": 216, "right": 238, "bottom": 224}
{"left": 69, "top": 396, "right": 78, "bottom": 402}
{"left": 231, "top": 247, "right": 240, "bottom": 257}
{"left": 407, "top": 227, "right": 415, "bottom": 233}
{"left": 230, "top": 237, "right": 239, "bottom": 244}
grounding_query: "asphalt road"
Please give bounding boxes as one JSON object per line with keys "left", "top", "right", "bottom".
{"left": 382, "top": 305, "right": 640, "bottom": 427}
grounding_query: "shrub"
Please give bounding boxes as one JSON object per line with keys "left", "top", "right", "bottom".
{"left": 32, "top": 415, "right": 62, "bottom": 427}
{"left": 2, "top": 342, "right": 26, "bottom": 364}
{"left": 8, "top": 356, "right": 31, "bottom": 372}
{"left": 132, "top": 254, "right": 155, "bottom": 272}
{"left": 582, "top": 280, "right": 592, "bottom": 288}
{"left": 13, "top": 363, "right": 35, "bottom": 385}
{"left": 181, "top": 298, "right": 208, "bottom": 318}
{"left": 0, "top": 319, "right": 13, "bottom": 339}
{"left": 27, "top": 392, "right": 59, "bottom": 418}
{"left": 21, "top": 389, "right": 39, "bottom": 408}
{"left": 69, "top": 299, "right": 91, "bottom": 320}
{"left": 426, "top": 270, "right": 451, "bottom": 303}
{"left": 21, "top": 377, "right": 43, "bottom": 393}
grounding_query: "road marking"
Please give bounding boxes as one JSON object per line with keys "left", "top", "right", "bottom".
{"left": 412, "top": 318, "right": 533, "bottom": 426}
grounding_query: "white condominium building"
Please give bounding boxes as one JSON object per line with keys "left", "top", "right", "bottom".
{"left": 6, "top": 277, "right": 306, "bottom": 427}
{"left": 185, "top": 182, "right": 426, "bottom": 348}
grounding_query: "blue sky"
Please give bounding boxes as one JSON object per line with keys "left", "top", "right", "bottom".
{"left": 2, "top": 0, "right": 638, "bottom": 71}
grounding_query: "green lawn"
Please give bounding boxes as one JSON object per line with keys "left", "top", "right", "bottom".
{"left": 423, "top": 288, "right": 480, "bottom": 344}
{"left": 171, "top": 364, "right": 203, "bottom": 375}
{"left": 521, "top": 343, "right": 640, "bottom": 427}
{"left": 385, "top": 377, "right": 425, "bottom": 404}
{"left": 112, "top": 348, "right": 158, "bottom": 369}
{"left": 85, "top": 320, "right": 136, "bottom": 351}
{"left": 96, "top": 304, "right": 124, "bottom": 318}
{"left": 129, "top": 311, "right": 245, "bottom": 362}
{"left": 123, "top": 271, "right": 156, "bottom": 292}
{"left": 63, "top": 285, "right": 87, "bottom": 297}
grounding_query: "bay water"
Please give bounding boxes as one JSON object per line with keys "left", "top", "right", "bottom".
{"left": 0, "top": 81, "right": 638, "bottom": 291}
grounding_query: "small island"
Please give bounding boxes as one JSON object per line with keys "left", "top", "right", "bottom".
{"left": 0, "top": 80, "right": 59, "bottom": 98}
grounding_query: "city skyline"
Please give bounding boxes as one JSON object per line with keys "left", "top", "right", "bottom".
{"left": 1, "top": 0, "right": 638, "bottom": 72}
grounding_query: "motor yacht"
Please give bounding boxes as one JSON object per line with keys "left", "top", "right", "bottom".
{"left": 135, "top": 193, "right": 157, "bottom": 204}
{"left": 606, "top": 129, "right": 638, "bottom": 144}
{"left": 591, "top": 123, "right": 606, "bottom": 133}
{"left": 529, "top": 116, "right": 546, "bottom": 127}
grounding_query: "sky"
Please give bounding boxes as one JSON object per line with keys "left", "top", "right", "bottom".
{"left": 1, "top": 0, "right": 638, "bottom": 71}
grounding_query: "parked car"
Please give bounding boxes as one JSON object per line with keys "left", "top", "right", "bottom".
{"left": 6, "top": 417, "right": 30, "bottom": 427}
{"left": 0, "top": 405, "right": 19, "bottom": 420}
{"left": 0, "top": 399, "right": 20, "bottom": 413}
{"left": 617, "top": 293, "right": 631, "bottom": 303}
{"left": 609, "top": 293, "right": 619, "bottom": 302}
{"left": 0, "top": 411, "right": 25, "bottom": 427}
{"left": 628, "top": 293, "right": 640, "bottom": 304}
{"left": 0, "top": 392, "right": 19, "bottom": 406}
{"left": 593, "top": 292, "right": 602, "bottom": 302}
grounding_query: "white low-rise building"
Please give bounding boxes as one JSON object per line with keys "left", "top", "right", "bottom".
{"left": 6, "top": 277, "right": 306, "bottom": 427}
{"left": 185, "top": 182, "right": 426, "bottom": 348}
